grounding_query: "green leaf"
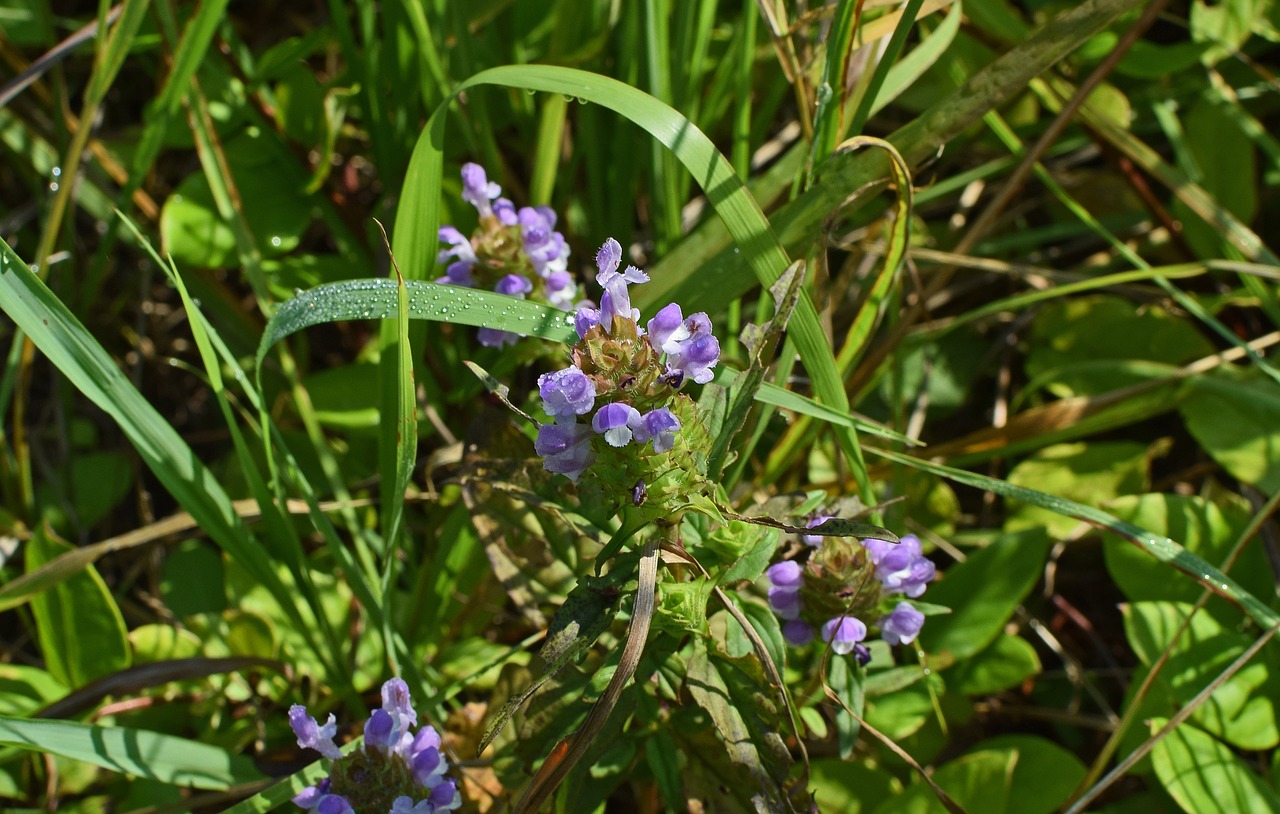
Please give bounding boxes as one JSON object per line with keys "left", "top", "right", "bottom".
{"left": 1005, "top": 441, "right": 1150, "bottom": 538}
{"left": 1025, "top": 295, "right": 1213, "bottom": 398}
{"left": 160, "top": 540, "right": 227, "bottom": 618}
{"left": 1123, "top": 602, "right": 1280, "bottom": 749}
{"left": 0, "top": 665, "right": 65, "bottom": 717}
{"left": 1150, "top": 719, "right": 1280, "bottom": 814}
{"left": 159, "top": 130, "right": 313, "bottom": 269}
{"left": 36, "top": 451, "right": 132, "bottom": 531}
{"left": 878, "top": 735, "right": 1086, "bottom": 814}
{"left": 917, "top": 528, "right": 1050, "bottom": 661}
{"left": 0, "top": 715, "right": 261, "bottom": 790}
{"left": 948, "top": 633, "right": 1041, "bottom": 695}
{"left": 1102, "top": 494, "right": 1272, "bottom": 618}
{"left": 809, "top": 758, "right": 902, "bottom": 813}
{"left": 26, "top": 528, "right": 130, "bottom": 688}
{"left": 1180, "top": 371, "right": 1280, "bottom": 493}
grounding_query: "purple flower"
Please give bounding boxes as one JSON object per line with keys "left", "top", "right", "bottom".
{"left": 768, "top": 586, "right": 802, "bottom": 620}
{"left": 852, "top": 643, "right": 872, "bottom": 666}
{"left": 545, "top": 270, "right": 576, "bottom": 307}
{"left": 538, "top": 367, "right": 596, "bottom": 419}
{"left": 646, "top": 303, "right": 687, "bottom": 353}
{"left": 881, "top": 601, "right": 925, "bottom": 646}
{"left": 802, "top": 515, "right": 833, "bottom": 546}
{"left": 477, "top": 327, "right": 520, "bottom": 348}
{"left": 292, "top": 778, "right": 332, "bottom": 810}
{"left": 765, "top": 560, "right": 803, "bottom": 589}
{"left": 429, "top": 778, "right": 462, "bottom": 811}
{"left": 632, "top": 408, "right": 680, "bottom": 453}
{"left": 592, "top": 402, "right": 642, "bottom": 447}
{"left": 435, "top": 226, "right": 477, "bottom": 287}
{"left": 574, "top": 306, "right": 601, "bottom": 338}
{"left": 461, "top": 162, "right": 501, "bottom": 217}
{"left": 315, "top": 795, "right": 355, "bottom": 814}
{"left": 519, "top": 206, "right": 569, "bottom": 277}
{"left": 493, "top": 197, "right": 518, "bottom": 226}
{"left": 664, "top": 312, "right": 719, "bottom": 385}
{"left": 783, "top": 620, "right": 814, "bottom": 646}
{"left": 289, "top": 706, "right": 343, "bottom": 760}
{"left": 535, "top": 421, "right": 595, "bottom": 481}
{"left": 389, "top": 797, "right": 433, "bottom": 814}
{"left": 594, "top": 238, "right": 649, "bottom": 332}
{"left": 822, "top": 615, "right": 868, "bottom": 656}
{"left": 864, "top": 535, "right": 935, "bottom": 598}
{"left": 494, "top": 274, "right": 533, "bottom": 297}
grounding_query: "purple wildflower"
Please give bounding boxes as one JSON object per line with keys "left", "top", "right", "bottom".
{"left": 822, "top": 615, "right": 868, "bottom": 656}
{"left": 538, "top": 367, "right": 597, "bottom": 419}
{"left": 632, "top": 408, "right": 681, "bottom": 453}
{"left": 534, "top": 421, "right": 595, "bottom": 482}
{"left": 592, "top": 402, "right": 642, "bottom": 447}
{"left": 289, "top": 707, "right": 343, "bottom": 760}
{"left": 783, "top": 620, "right": 815, "bottom": 646}
{"left": 290, "top": 679, "right": 460, "bottom": 814}
{"left": 802, "top": 515, "right": 833, "bottom": 546}
{"left": 494, "top": 274, "right": 533, "bottom": 297}
{"left": 519, "top": 206, "right": 569, "bottom": 278}
{"left": 461, "top": 162, "right": 501, "bottom": 218}
{"left": 493, "top": 197, "right": 518, "bottom": 226}
{"left": 664, "top": 312, "right": 719, "bottom": 385}
{"left": 435, "top": 226, "right": 477, "bottom": 287}
{"left": 574, "top": 306, "right": 601, "bottom": 338}
{"left": 595, "top": 238, "right": 649, "bottom": 332}
{"left": 768, "top": 586, "right": 803, "bottom": 620}
{"left": 545, "top": 270, "right": 576, "bottom": 307}
{"left": 765, "top": 560, "right": 803, "bottom": 589}
{"left": 646, "top": 303, "right": 687, "bottom": 352}
{"left": 864, "top": 535, "right": 935, "bottom": 598}
{"left": 880, "top": 601, "right": 925, "bottom": 646}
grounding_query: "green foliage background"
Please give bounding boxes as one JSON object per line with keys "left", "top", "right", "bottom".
{"left": 0, "top": 0, "right": 1279, "bottom": 811}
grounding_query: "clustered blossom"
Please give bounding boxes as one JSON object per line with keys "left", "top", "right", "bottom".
{"left": 533, "top": 238, "right": 720, "bottom": 483}
{"left": 765, "top": 532, "right": 934, "bottom": 666}
{"left": 289, "top": 678, "right": 461, "bottom": 814}
{"left": 437, "top": 163, "right": 576, "bottom": 347}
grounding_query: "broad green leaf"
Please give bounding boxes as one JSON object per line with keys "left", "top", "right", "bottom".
{"left": 878, "top": 735, "right": 1086, "bottom": 814}
{"left": 917, "top": 528, "right": 1050, "bottom": 661}
{"left": 160, "top": 540, "right": 227, "bottom": 618}
{"left": 36, "top": 451, "right": 131, "bottom": 531}
{"left": 1124, "top": 602, "right": 1280, "bottom": 749}
{"left": 1175, "top": 95, "right": 1258, "bottom": 258}
{"left": 301, "top": 363, "right": 381, "bottom": 429}
{"left": 27, "top": 528, "right": 130, "bottom": 688}
{"left": 1005, "top": 441, "right": 1150, "bottom": 538}
{"left": 948, "top": 633, "right": 1041, "bottom": 695}
{"left": 1150, "top": 719, "right": 1280, "bottom": 814}
{"left": 1102, "top": 494, "right": 1271, "bottom": 618}
{"left": 1025, "top": 296, "right": 1213, "bottom": 398}
{"left": 810, "top": 758, "right": 902, "bottom": 813}
{"left": 159, "top": 130, "right": 312, "bottom": 269}
{"left": 1181, "top": 371, "right": 1280, "bottom": 494}
{"left": 0, "top": 715, "right": 261, "bottom": 790}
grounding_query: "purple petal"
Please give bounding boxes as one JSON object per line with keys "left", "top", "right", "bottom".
{"left": 538, "top": 367, "right": 597, "bottom": 419}
{"left": 765, "top": 560, "right": 803, "bottom": 588}
{"left": 822, "top": 615, "right": 868, "bottom": 656}
{"left": 881, "top": 601, "right": 925, "bottom": 646}
{"left": 288, "top": 706, "right": 343, "bottom": 760}
{"left": 783, "top": 620, "right": 814, "bottom": 646}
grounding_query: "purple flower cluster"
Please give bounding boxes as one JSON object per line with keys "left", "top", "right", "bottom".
{"left": 532, "top": 238, "right": 719, "bottom": 482}
{"left": 437, "top": 163, "right": 577, "bottom": 347}
{"left": 764, "top": 533, "right": 934, "bottom": 666}
{"left": 289, "top": 678, "right": 461, "bottom": 814}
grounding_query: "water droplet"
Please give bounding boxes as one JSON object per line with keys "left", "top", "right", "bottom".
{"left": 49, "top": 182, "right": 59, "bottom": 192}
{"left": 51, "top": 166, "right": 61, "bottom": 177}
{"left": 270, "top": 236, "right": 282, "bottom": 248}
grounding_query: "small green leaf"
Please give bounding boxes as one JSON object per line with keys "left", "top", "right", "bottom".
{"left": 1181, "top": 371, "right": 1280, "bottom": 493}
{"left": 948, "top": 633, "right": 1041, "bottom": 695}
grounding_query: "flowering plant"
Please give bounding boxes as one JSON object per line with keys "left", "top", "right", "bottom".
{"left": 289, "top": 679, "right": 461, "bottom": 814}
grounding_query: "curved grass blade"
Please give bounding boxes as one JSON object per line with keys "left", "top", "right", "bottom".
{"left": 0, "top": 715, "right": 261, "bottom": 790}
{"left": 869, "top": 446, "right": 1280, "bottom": 629}
{"left": 255, "top": 279, "right": 577, "bottom": 372}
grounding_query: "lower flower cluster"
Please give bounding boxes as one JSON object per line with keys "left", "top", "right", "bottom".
{"left": 289, "top": 679, "right": 461, "bottom": 814}
{"left": 766, "top": 531, "right": 934, "bottom": 665}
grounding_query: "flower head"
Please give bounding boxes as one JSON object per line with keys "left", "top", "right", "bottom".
{"left": 538, "top": 367, "right": 597, "bottom": 420}
{"left": 290, "top": 679, "right": 461, "bottom": 814}
{"left": 534, "top": 421, "right": 595, "bottom": 482}
{"left": 461, "top": 162, "right": 501, "bottom": 218}
{"left": 881, "top": 601, "right": 925, "bottom": 646}
{"left": 864, "top": 535, "right": 935, "bottom": 598}
{"left": 822, "top": 615, "right": 868, "bottom": 656}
